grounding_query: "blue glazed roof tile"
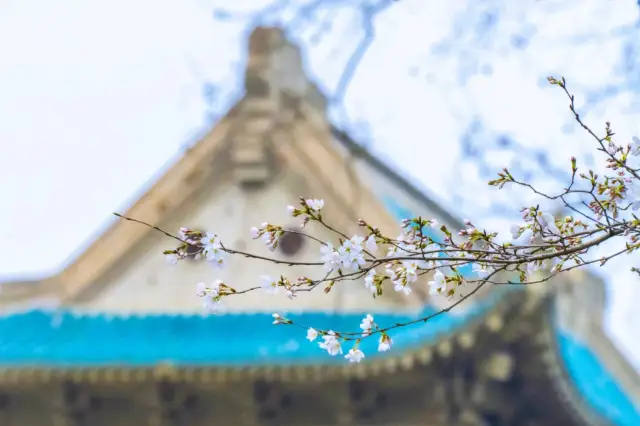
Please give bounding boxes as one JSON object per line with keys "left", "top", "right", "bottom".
{"left": 1, "top": 297, "right": 636, "bottom": 425}
{"left": 381, "top": 195, "right": 639, "bottom": 426}
{"left": 0, "top": 290, "right": 503, "bottom": 368}
{"left": 555, "top": 327, "right": 640, "bottom": 426}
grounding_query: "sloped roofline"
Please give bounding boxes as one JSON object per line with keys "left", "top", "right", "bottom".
{"left": 0, "top": 107, "right": 238, "bottom": 304}
{"left": 330, "top": 126, "right": 464, "bottom": 229}
{"left": 0, "top": 126, "right": 211, "bottom": 289}
{"left": 330, "top": 125, "right": 640, "bottom": 422}
{"left": 0, "top": 99, "right": 414, "bottom": 307}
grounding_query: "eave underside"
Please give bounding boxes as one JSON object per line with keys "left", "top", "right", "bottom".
{"left": 0, "top": 358, "right": 585, "bottom": 426}
{"left": 0, "top": 293, "right": 596, "bottom": 426}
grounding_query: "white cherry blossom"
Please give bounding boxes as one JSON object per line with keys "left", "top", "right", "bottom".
{"left": 165, "top": 253, "right": 179, "bottom": 265}
{"left": 202, "top": 297, "right": 223, "bottom": 313}
{"left": 365, "top": 235, "right": 378, "bottom": 253}
{"left": 196, "top": 280, "right": 221, "bottom": 298}
{"left": 428, "top": 270, "right": 447, "bottom": 295}
{"left": 344, "top": 235, "right": 365, "bottom": 251}
{"left": 527, "top": 261, "right": 542, "bottom": 276}
{"left": 387, "top": 232, "right": 421, "bottom": 257}
{"left": 472, "top": 263, "right": 491, "bottom": 278}
{"left": 272, "top": 313, "right": 287, "bottom": 324}
{"left": 360, "top": 314, "right": 374, "bottom": 336}
{"left": 539, "top": 213, "right": 560, "bottom": 236}
{"left": 318, "top": 331, "right": 342, "bottom": 356}
{"left": 336, "top": 236, "right": 367, "bottom": 270}
{"left": 202, "top": 290, "right": 225, "bottom": 313}
{"left": 286, "top": 288, "right": 296, "bottom": 299}
{"left": 196, "top": 282, "right": 207, "bottom": 297}
{"left": 425, "top": 218, "right": 438, "bottom": 228}
{"left": 402, "top": 261, "right": 419, "bottom": 284}
{"left": 305, "top": 199, "right": 324, "bottom": 212}
{"left": 364, "top": 269, "right": 377, "bottom": 295}
{"left": 338, "top": 247, "right": 366, "bottom": 271}
{"left": 250, "top": 223, "right": 283, "bottom": 251}
{"left": 205, "top": 249, "right": 227, "bottom": 268}
{"left": 306, "top": 328, "right": 318, "bottom": 342}
{"left": 260, "top": 231, "right": 272, "bottom": 246}
{"left": 320, "top": 243, "right": 341, "bottom": 271}
{"left": 393, "top": 281, "right": 412, "bottom": 296}
{"left": 378, "top": 335, "right": 392, "bottom": 352}
{"left": 200, "top": 233, "right": 227, "bottom": 267}
{"left": 201, "top": 232, "right": 219, "bottom": 249}
{"left": 630, "top": 136, "right": 640, "bottom": 156}
{"left": 345, "top": 348, "right": 365, "bottom": 363}
{"left": 626, "top": 181, "right": 640, "bottom": 210}
{"left": 260, "top": 276, "right": 278, "bottom": 295}
{"left": 509, "top": 224, "right": 521, "bottom": 240}
{"left": 513, "top": 228, "right": 534, "bottom": 246}
{"left": 178, "top": 227, "right": 190, "bottom": 240}
{"left": 250, "top": 226, "right": 260, "bottom": 238}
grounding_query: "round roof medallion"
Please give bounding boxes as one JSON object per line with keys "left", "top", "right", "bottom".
{"left": 278, "top": 230, "right": 304, "bottom": 257}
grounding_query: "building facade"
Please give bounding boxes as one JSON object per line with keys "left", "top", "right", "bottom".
{"left": 0, "top": 27, "right": 638, "bottom": 426}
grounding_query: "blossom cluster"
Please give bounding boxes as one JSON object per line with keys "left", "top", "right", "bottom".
{"left": 162, "top": 184, "right": 638, "bottom": 363}
{"left": 148, "top": 79, "right": 640, "bottom": 365}
{"left": 163, "top": 229, "right": 227, "bottom": 267}
{"left": 283, "top": 313, "right": 393, "bottom": 363}
{"left": 195, "top": 280, "right": 235, "bottom": 313}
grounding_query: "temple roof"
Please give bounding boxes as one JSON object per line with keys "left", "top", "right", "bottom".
{"left": 0, "top": 125, "right": 635, "bottom": 425}
{"left": 0, "top": 290, "right": 637, "bottom": 425}
{"left": 0, "top": 290, "right": 504, "bottom": 367}
{"left": 556, "top": 329, "right": 640, "bottom": 425}
{"left": 332, "top": 132, "right": 640, "bottom": 425}
{"left": 0, "top": 25, "right": 636, "bottom": 426}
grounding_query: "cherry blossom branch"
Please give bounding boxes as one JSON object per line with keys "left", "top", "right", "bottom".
{"left": 113, "top": 77, "right": 640, "bottom": 363}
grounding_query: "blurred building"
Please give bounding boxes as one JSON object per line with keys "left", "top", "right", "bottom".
{"left": 0, "top": 27, "right": 638, "bottom": 426}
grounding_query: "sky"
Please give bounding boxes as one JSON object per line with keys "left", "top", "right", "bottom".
{"left": 0, "top": 0, "right": 639, "bottom": 368}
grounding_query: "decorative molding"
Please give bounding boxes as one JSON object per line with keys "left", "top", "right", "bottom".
{"left": 481, "top": 352, "right": 514, "bottom": 382}
{"left": 228, "top": 99, "right": 279, "bottom": 188}
{"left": 0, "top": 392, "right": 10, "bottom": 426}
